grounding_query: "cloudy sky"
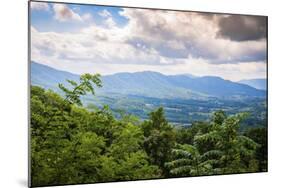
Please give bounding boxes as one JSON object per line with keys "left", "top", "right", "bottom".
{"left": 30, "top": 1, "right": 267, "bottom": 81}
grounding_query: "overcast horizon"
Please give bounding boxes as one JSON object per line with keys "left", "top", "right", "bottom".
{"left": 30, "top": 2, "right": 267, "bottom": 82}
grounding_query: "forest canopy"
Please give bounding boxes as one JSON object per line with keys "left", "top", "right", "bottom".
{"left": 30, "top": 75, "right": 267, "bottom": 187}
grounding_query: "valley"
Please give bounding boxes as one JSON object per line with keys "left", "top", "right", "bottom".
{"left": 31, "top": 61, "right": 267, "bottom": 128}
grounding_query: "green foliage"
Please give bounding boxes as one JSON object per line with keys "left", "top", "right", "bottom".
{"left": 31, "top": 76, "right": 267, "bottom": 186}
{"left": 165, "top": 144, "right": 218, "bottom": 176}
{"left": 244, "top": 127, "right": 268, "bottom": 171}
{"left": 58, "top": 73, "right": 102, "bottom": 106}
{"left": 212, "top": 110, "right": 227, "bottom": 125}
{"left": 31, "top": 85, "right": 160, "bottom": 187}
{"left": 165, "top": 111, "right": 261, "bottom": 176}
{"left": 141, "top": 107, "right": 176, "bottom": 175}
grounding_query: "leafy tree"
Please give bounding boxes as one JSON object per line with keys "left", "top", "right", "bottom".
{"left": 195, "top": 112, "right": 259, "bottom": 173}
{"left": 165, "top": 144, "right": 221, "bottom": 176}
{"left": 31, "top": 85, "right": 160, "bottom": 186}
{"left": 244, "top": 127, "right": 268, "bottom": 171}
{"left": 212, "top": 110, "right": 227, "bottom": 125}
{"left": 106, "top": 123, "right": 161, "bottom": 180}
{"left": 175, "top": 127, "right": 194, "bottom": 145}
{"left": 165, "top": 111, "right": 260, "bottom": 177}
{"left": 58, "top": 73, "right": 102, "bottom": 106}
{"left": 141, "top": 107, "right": 176, "bottom": 176}
{"left": 31, "top": 80, "right": 266, "bottom": 186}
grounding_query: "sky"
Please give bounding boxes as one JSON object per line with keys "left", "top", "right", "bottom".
{"left": 30, "top": 1, "right": 267, "bottom": 81}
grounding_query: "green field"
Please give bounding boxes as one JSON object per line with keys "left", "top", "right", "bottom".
{"left": 84, "top": 94, "right": 267, "bottom": 129}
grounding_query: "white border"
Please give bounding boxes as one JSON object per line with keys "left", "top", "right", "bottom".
{"left": 1, "top": 0, "right": 280, "bottom": 188}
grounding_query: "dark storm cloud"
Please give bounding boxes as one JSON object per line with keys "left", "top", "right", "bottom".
{"left": 217, "top": 15, "right": 267, "bottom": 41}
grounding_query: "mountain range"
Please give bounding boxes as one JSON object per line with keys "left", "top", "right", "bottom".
{"left": 31, "top": 62, "right": 266, "bottom": 99}
{"left": 238, "top": 79, "right": 267, "bottom": 90}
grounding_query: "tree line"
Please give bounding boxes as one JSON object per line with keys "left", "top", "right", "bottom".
{"left": 30, "top": 74, "right": 267, "bottom": 187}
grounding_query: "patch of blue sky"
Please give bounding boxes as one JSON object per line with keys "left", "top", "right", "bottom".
{"left": 70, "top": 4, "right": 128, "bottom": 26}
{"left": 30, "top": 2, "right": 129, "bottom": 33}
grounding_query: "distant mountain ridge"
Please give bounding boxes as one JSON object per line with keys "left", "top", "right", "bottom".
{"left": 238, "top": 79, "right": 267, "bottom": 90}
{"left": 31, "top": 62, "right": 266, "bottom": 99}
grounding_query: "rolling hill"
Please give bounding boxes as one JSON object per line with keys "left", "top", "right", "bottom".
{"left": 238, "top": 79, "right": 267, "bottom": 90}
{"left": 31, "top": 62, "right": 266, "bottom": 99}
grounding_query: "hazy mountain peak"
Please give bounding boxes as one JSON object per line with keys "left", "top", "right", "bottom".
{"left": 238, "top": 78, "right": 267, "bottom": 90}
{"left": 31, "top": 61, "right": 266, "bottom": 99}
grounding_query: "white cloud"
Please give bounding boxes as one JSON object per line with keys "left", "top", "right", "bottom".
{"left": 104, "top": 17, "right": 116, "bottom": 28}
{"left": 120, "top": 9, "right": 266, "bottom": 63}
{"left": 30, "top": 2, "right": 50, "bottom": 11}
{"left": 98, "top": 9, "right": 111, "bottom": 18}
{"left": 82, "top": 13, "right": 93, "bottom": 21}
{"left": 31, "top": 24, "right": 161, "bottom": 70}
{"left": 97, "top": 9, "right": 116, "bottom": 28}
{"left": 31, "top": 7, "right": 267, "bottom": 81}
{"left": 53, "top": 4, "right": 83, "bottom": 22}
{"left": 31, "top": 26, "right": 266, "bottom": 81}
